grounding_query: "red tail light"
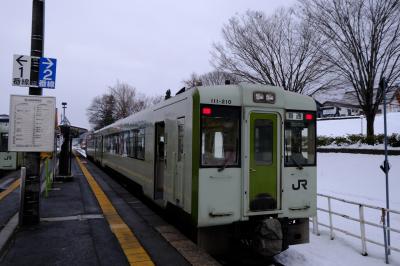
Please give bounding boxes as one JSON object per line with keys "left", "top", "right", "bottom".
{"left": 305, "top": 113, "right": 314, "bottom": 121}
{"left": 202, "top": 107, "right": 212, "bottom": 115}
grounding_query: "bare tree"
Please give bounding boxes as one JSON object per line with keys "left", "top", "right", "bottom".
{"left": 211, "top": 8, "right": 327, "bottom": 94}
{"left": 109, "top": 81, "right": 162, "bottom": 119}
{"left": 182, "top": 73, "right": 200, "bottom": 88}
{"left": 301, "top": 0, "right": 400, "bottom": 139}
{"left": 87, "top": 81, "right": 163, "bottom": 129}
{"left": 182, "top": 71, "right": 241, "bottom": 88}
{"left": 109, "top": 82, "right": 137, "bottom": 119}
{"left": 86, "top": 94, "right": 116, "bottom": 130}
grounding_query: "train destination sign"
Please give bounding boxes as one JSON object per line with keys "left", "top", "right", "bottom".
{"left": 8, "top": 95, "right": 56, "bottom": 152}
{"left": 12, "top": 54, "right": 57, "bottom": 89}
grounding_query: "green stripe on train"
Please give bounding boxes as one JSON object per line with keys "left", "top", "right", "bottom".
{"left": 191, "top": 89, "right": 200, "bottom": 225}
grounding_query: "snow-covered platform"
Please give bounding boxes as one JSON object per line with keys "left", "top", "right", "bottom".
{"left": 279, "top": 153, "right": 400, "bottom": 265}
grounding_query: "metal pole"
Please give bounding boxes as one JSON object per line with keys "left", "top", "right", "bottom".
{"left": 382, "top": 208, "right": 389, "bottom": 264}
{"left": 20, "top": 0, "right": 45, "bottom": 226}
{"left": 29, "top": 0, "right": 44, "bottom": 96}
{"left": 361, "top": 115, "right": 364, "bottom": 135}
{"left": 381, "top": 77, "right": 391, "bottom": 252}
{"left": 328, "top": 197, "right": 334, "bottom": 240}
{"left": 359, "top": 205, "right": 367, "bottom": 256}
{"left": 18, "top": 167, "right": 26, "bottom": 226}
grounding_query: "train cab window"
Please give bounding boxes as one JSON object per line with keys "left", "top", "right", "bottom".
{"left": 284, "top": 111, "right": 316, "bottom": 167}
{"left": 201, "top": 105, "right": 241, "bottom": 167}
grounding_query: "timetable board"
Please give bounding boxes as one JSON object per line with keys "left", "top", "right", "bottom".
{"left": 8, "top": 95, "right": 56, "bottom": 152}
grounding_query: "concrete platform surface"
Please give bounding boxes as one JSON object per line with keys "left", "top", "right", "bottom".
{"left": 0, "top": 158, "right": 191, "bottom": 266}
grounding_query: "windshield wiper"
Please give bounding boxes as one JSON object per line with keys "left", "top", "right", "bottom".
{"left": 218, "top": 160, "right": 229, "bottom": 172}
{"left": 292, "top": 157, "right": 304, "bottom": 170}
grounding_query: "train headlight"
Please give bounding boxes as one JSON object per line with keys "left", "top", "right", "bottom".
{"left": 253, "top": 91, "right": 275, "bottom": 103}
{"left": 254, "top": 92, "right": 265, "bottom": 102}
{"left": 264, "top": 92, "right": 275, "bottom": 103}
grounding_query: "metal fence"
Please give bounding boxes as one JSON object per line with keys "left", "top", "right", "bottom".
{"left": 311, "top": 193, "right": 400, "bottom": 263}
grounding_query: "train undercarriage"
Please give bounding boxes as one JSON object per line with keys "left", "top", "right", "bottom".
{"left": 197, "top": 217, "right": 309, "bottom": 257}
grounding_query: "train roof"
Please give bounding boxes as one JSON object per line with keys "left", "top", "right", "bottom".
{"left": 0, "top": 114, "right": 9, "bottom": 123}
{"left": 95, "top": 83, "right": 316, "bottom": 134}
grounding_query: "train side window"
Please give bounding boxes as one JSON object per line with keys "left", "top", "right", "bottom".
{"left": 137, "top": 128, "right": 145, "bottom": 160}
{"left": 0, "top": 133, "right": 8, "bottom": 152}
{"left": 178, "top": 120, "right": 184, "bottom": 161}
{"left": 125, "top": 131, "right": 131, "bottom": 156}
{"left": 114, "top": 134, "right": 119, "bottom": 154}
{"left": 129, "top": 128, "right": 145, "bottom": 160}
{"left": 107, "top": 136, "right": 111, "bottom": 152}
{"left": 254, "top": 119, "right": 273, "bottom": 165}
{"left": 119, "top": 133, "right": 124, "bottom": 155}
{"left": 129, "top": 130, "right": 136, "bottom": 158}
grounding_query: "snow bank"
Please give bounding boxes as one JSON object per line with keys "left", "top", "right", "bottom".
{"left": 319, "top": 143, "right": 400, "bottom": 150}
{"left": 277, "top": 153, "right": 400, "bottom": 266}
{"left": 318, "top": 112, "right": 400, "bottom": 137}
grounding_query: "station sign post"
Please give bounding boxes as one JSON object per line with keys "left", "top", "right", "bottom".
{"left": 10, "top": 0, "right": 57, "bottom": 226}
{"left": 12, "top": 55, "right": 57, "bottom": 89}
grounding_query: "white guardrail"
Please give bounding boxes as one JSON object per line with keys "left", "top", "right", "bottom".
{"left": 311, "top": 193, "right": 400, "bottom": 264}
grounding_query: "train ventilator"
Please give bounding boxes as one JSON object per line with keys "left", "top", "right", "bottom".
{"left": 86, "top": 83, "right": 316, "bottom": 256}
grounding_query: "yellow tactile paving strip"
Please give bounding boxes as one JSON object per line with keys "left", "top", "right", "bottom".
{"left": 75, "top": 156, "right": 154, "bottom": 266}
{"left": 0, "top": 178, "right": 21, "bottom": 201}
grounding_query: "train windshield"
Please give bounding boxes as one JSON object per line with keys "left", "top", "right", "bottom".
{"left": 284, "top": 111, "right": 316, "bottom": 167}
{"left": 201, "top": 105, "right": 241, "bottom": 167}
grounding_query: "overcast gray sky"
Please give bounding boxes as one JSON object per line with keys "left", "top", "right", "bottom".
{"left": 1, "top": 0, "right": 295, "bottom": 129}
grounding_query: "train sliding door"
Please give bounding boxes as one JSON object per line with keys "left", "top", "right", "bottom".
{"left": 154, "top": 122, "right": 165, "bottom": 200}
{"left": 248, "top": 113, "right": 279, "bottom": 212}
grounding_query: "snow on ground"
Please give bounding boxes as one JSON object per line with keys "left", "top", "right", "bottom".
{"left": 277, "top": 153, "right": 400, "bottom": 266}
{"left": 320, "top": 143, "right": 400, "bottom": 150}
{"left": 318, "top": 112, "right": 400, "bottom": 137}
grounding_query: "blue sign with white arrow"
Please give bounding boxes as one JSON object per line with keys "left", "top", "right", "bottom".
{"left": 39, "top": 57, "right": 57, "bottom": 89}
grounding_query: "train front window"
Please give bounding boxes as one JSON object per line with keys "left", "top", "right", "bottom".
{"left": 284, "top": 111, "right": 316, "bottom": 167}
{"left": 201, "top": 105, "right": 241, "bottom": 167}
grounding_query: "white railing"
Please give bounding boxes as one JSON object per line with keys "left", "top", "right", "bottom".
{"left": 311, "top": 193, "right": 400, "bottom": 264}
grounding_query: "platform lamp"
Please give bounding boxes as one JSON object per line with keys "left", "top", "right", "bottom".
{"left": 58, "top": 101, "right": 72, "bottom": 178}
{"left": 61, "top": 102, "right": 67, "bottom": 124}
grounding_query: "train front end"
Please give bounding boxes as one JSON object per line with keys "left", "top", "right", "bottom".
{"left": 195, "top": 84, "right": 317, "bottom": 256}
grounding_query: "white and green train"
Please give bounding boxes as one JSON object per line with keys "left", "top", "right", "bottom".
{"left": 0, "top": 114, "right": 21, "bottom": 171}
{"left": 87, "top": 83, "right": 317, "bottom": 256}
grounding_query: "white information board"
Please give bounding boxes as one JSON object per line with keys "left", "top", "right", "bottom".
{"left": 8, "top": 95, "right": 56, "bottom": 152}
